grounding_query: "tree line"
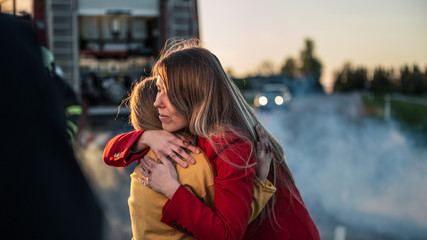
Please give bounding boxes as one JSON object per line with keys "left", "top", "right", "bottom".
{"left": 280, "top": 38, "right": 323, "bottom": 91}
{"left": 233, "top": 38, "right": 324, "bottom": 94}
{"left": 333, "top": 63, "right": 427, "bottom": 95}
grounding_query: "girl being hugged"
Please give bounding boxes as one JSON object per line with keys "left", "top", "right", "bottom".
{"left": 104, "top": 39, "right": 320, "bottom": 240}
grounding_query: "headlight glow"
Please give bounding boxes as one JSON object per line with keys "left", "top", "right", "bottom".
{"left": 275, "top": 96, "right": 284, "bottom": 105}
{"left": 259, "top": 96, "right": 268, "bottom": 106}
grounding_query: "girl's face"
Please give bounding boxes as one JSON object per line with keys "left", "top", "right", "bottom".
{"left": 154, "top": 76, "right": 188, "bottom": 132}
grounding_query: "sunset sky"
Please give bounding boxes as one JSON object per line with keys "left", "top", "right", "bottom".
{"left": 198, "top": 0, "right": 427, "bottom": 87}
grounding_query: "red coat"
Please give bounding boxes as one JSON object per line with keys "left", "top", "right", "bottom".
{"left": 103, "top": 131, "right": 320, "bottom": 240}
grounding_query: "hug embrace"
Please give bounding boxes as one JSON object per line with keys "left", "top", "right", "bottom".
{"left": 103, "top": 39, "right": 320, "bottom": 240}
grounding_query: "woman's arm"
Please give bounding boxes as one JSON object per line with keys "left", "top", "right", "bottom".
{"left": 103, "top": 130, "right": 200, "bottom": 168}
{"left": 103, "top": 130, "right": 145, "bottom": 167}
{"left": 140, "top": 137, "right": 256, "bottom": 240}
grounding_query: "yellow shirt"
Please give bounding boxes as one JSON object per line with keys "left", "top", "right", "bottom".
{"left": 129, "top": 150, "right": 214, "bottom": 240}
{"left": 128, "top": 149, "right": 276, "bottom": 240}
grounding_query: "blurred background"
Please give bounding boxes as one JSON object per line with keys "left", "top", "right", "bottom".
{"left": 2, "top": 0, "right": 426, "bottom": 239}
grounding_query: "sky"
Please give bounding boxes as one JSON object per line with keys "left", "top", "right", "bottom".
{"left": 197, "top": 0, "right": 427, "bottom": 88}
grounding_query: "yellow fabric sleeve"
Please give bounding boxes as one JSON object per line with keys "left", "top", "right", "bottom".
{"left": 249, "top": 177, "right": 277, "bottom": 223}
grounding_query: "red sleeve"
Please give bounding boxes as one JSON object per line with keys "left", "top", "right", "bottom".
{"left": 161, "top": 137, "right": 256, "bottom": 240}
{"left": 103, "top": 130, "right": 149, "bottom": 167}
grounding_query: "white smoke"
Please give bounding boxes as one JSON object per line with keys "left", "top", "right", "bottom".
{"left": 256, "top": 93, "right": 427, "bottom": 239}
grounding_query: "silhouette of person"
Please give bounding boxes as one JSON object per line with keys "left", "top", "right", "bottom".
{"left": 0, "top": 13, "right": 103, "bottom": 239}
{"left": 41, "top": 46, "right": 82, "bottom": 144}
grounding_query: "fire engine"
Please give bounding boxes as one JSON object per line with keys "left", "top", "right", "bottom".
{"left": 1, "top": 0, "right": 199, "bottom": 112}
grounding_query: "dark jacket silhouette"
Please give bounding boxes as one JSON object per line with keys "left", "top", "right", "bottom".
{"left": 0, "top": 13, "right": 103, "bottom": 240}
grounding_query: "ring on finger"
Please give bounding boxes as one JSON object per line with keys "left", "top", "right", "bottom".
{"left": 167, "top": 151, "right": 173, "bottom": 157}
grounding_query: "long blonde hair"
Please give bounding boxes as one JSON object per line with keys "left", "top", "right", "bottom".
{"left": 152, "top": 39, "right": 299, "bottom": 227}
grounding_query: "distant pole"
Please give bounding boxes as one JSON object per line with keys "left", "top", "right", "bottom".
{"left": 384, "top": 94, "right": 391, "bottom": 120}
{"left": 13, "top": 0, "right": 15, "bottom": 15}
{"left": 334, "top": 225, "right": 346, "bottom": 240}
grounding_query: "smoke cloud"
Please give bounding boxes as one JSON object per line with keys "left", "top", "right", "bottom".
{"left": 256, "top": 93, "right": 427, "bottom": 239}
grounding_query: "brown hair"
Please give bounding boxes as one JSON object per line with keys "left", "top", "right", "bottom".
{"left": 126, "top": 76, "right": 197, "bottom": 145}
{"left": 128, "top": 77, "right": 162, "bottom": 131}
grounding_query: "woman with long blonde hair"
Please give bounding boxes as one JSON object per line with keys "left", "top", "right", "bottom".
{"left": 109, "top": 77, "right": 275, "bottom": 239}
{"left": 104, "top": 39, "right": 320, "bottom": 239}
